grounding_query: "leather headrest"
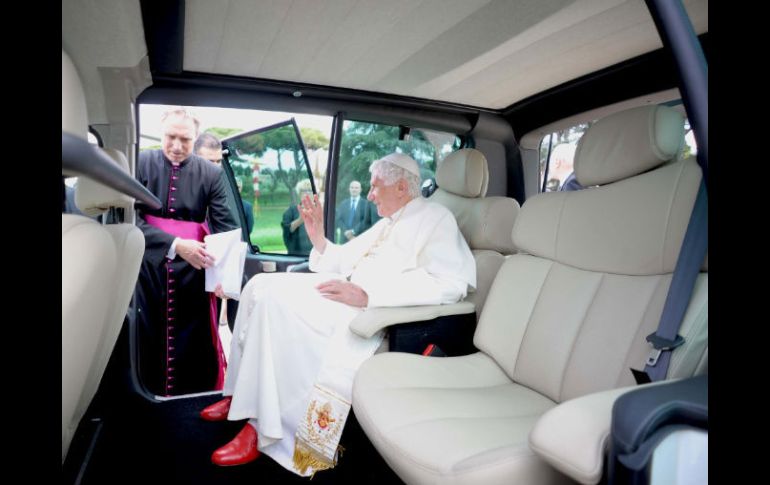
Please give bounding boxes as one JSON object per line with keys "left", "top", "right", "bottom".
{"left": 436, "top": 148, "right": 489, "bottom": 198}
{"left": 75, "top": 149, "right": 134, "bottom": 215}
{"left": 574, "top": 105, "right": 684, "bottom": 186}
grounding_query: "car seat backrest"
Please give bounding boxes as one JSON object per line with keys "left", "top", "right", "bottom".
{"left": 71, "top": 147, "right": 144, "bottom": 439}
{"left": 61, "top": 49, "right": 144, "bottom": 462}
{"left": 62, "top": 49, "right": 116, "bottom": 462}
{"left": 429, "top": 148, "right": 519, "bottom": 316}
{"left": 474, "top": 105, "right": 707, "bottom": 403}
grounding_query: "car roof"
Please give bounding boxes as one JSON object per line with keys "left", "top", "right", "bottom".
{"left": 62, "top": 0, "right": 708, "bottom": 126}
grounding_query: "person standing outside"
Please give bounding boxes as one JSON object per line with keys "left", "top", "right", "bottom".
{"left": 193, "top": 132, "right": 224, "bottom": 166}
{"left": 281, "top": 179, "right": 314, "bottom": 255}
{"left": 335, "top": 180, "right": 377, "bottom": 242}
{"left": 194, "top": 133, "right": 254, "bottom": 235}
{"left": 546, "top": 143, "right": 583, "bottom": 191}
{"left": 135, "top": 107, "right": 238, "bottom": 396}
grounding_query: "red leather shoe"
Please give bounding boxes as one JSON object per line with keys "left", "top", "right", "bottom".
{"left": 211, "top": 423, "right": 260, "bottom": 466}
{"left": 200, "top": 396, "right": 232, "bottom": 422}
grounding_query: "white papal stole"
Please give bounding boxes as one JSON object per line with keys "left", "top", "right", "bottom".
{"left": 292, "top": 325, "right": 384, "bottom": 475}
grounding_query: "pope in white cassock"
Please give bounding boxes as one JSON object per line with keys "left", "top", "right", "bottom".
{"left": 200, "top": 153, "right": 476, "bottom": 476}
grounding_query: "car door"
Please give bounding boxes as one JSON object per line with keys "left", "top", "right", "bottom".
{"left": 220, "top": 118, "right": 319, "bottom": 282}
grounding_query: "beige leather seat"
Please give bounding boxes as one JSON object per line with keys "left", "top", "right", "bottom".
{"left": 72, "top": 147, "right": 144, "bottom": 419}
{"left": 429, "top": 148, "right": 518, "bottom": 317}
{"left": 352, "top": 105, "right": 708, "bottom": 484}
{"left": 61, "top": 50, "right": 144, "bottom": 462}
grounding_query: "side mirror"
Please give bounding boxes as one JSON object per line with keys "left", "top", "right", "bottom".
{"left": 545, "top": 178, "right": 560, "bottom": 192}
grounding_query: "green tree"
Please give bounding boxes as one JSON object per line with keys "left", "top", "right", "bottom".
{"left": 300, "top": 127, "right": 330, "bottom": 150}
{"left": 337, "top": 121, "right": 436, "bottom": 202}
{"left": 682, "top": 128, "right": 694, "bottom": 159}
{"left": 556, "top": 122, "right": 592, "bottom": 144}
{"left": 209, "top": 124, "right": 331, "bottom": 206}
{"left": 224, "top": 131, "right": 267, "bottom": 203}
{"left": 258, "top": 168, "right": 279, "bottom": 201}
{"left": 205, "top": 127, "right": 242, "bottom": 140}
{"left": 261, "top": 125, "right": 310, "bottom": 204}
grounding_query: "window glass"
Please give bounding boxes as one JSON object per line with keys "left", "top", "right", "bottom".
{"left": 682, "top": 119, "right": 698, "bottom": 158}
{"left": 538, "top": 122, "right": 590, "bottom": 192}
{"left": 335, "top": 120, "right": 462, "bottom": 243}
{"left": 225, "top": 120, "right": 319, "bottom": 255}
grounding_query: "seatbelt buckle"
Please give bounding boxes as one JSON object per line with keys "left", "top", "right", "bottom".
{"left": 644, "top": 333, "right": 685, "bottom": 366}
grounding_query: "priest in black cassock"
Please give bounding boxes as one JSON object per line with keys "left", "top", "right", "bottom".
{"left": 135, "top": 107, "right": 238, "bottom": 396}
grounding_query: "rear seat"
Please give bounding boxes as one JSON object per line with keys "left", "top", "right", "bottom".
{"left": 62, "top": 49, "right": 144, "bottom": 462}
{"left": 352, "top": 105, "right": 708, "bottom": 484}
{"left": 71, "top": 148, "right": 144, "bottom": 430}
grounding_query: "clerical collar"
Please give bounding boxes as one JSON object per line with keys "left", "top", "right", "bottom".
{"left": 347, "top": 198, "right": 412, "bottom": 280}
{"left": 163, "top": 153, "right": 192, "bottom": 168}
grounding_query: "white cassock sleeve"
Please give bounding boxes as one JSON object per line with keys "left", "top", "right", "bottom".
{"left": 361, "top": 211, "right": 474, "bottom": 307}
{"left": 308, "top": 219, "right": 388, "bottom": 274}
{"left": 363, "top": 267, "right": 466, "bottom": 307}
{"left": 307, "top": 239, "right": 344, "bottom": 273}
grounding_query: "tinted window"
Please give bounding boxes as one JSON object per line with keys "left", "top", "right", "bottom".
{"left": 335, "top": 120, "right": 462, "bottom": 243}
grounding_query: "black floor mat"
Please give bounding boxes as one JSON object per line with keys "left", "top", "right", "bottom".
{"left": 72, "top": 393, "right": 403, "bottom": 484}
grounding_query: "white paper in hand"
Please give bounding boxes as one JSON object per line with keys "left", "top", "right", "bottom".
{"left": 204, "top": 229, "right": 247, "bottom": 300}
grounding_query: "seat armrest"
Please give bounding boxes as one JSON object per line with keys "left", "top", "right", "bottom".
{"left": 349, "top": 301, "right": 475, "bottom": 338}
{"left": 286, "top": 261, "right": 310, "bottom": 273}
{"left": 529, "top": 385, "right": 642, "bottom": 485}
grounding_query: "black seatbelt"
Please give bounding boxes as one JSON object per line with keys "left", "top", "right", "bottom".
{"left": 637, "top": 0, "right": 708, "bottom": 384}
{"left": 635, "top": 179, "right": 707, "bottom": 383}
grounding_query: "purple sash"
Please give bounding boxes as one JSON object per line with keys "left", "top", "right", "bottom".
{"left": 145, "top": 214, "right": 210, "bottom": 241}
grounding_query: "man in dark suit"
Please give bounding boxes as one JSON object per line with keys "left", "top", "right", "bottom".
{"left": 335, "top": 180, "right": 378, "bottom": 242}
{"left": 194, "top": 133, "right": 254, "bottom": 235}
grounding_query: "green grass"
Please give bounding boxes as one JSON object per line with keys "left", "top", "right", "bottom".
{"left": 249, "top": 202, "right": 290, "bottom": 254}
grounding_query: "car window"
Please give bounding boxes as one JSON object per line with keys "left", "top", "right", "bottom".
{"left": 335, "top": 120, "right": 463, "bottom": 243}
{"left": 224, "top": 119, "right": 320, "bottom": 256}
{"left": 538, "top": 122, "right": 592, "bottom": 193}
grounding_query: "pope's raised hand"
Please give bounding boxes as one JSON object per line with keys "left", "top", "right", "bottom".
{"left": 299, "top": 193, "right": 327, "bottom": 253}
